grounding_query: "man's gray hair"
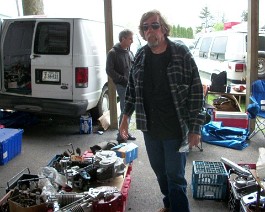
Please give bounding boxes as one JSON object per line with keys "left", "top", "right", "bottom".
{"left": 138, "top": 9, "right": 170, "bottom": 40}
{"left": 119, "top": 29, "right": 133, "bottom": 42}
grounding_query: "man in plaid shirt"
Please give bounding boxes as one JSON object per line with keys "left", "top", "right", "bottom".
{"left": 119, "top": 10, "right": 205, "bottom": 212}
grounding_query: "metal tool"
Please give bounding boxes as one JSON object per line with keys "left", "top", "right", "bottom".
{"left": 221, "top": 157, "right": 251, "bottom": 176}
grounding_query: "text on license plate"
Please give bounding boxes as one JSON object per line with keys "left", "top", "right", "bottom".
{"left": 42, "top": 71, "right": 60, "bottom": 82}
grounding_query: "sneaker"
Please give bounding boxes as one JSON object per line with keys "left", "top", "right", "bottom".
{"left": 158, "top": 208, "right": 170, "bottom": 212}
{"left": 127, "top": 133, "right": 136, "bottom": 140}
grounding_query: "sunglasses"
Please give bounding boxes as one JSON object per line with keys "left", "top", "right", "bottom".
{"left": 142, "top": 22, "right": 161, "bottom": 31}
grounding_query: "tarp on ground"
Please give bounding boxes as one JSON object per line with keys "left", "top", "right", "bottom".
{"left": 201, "top": 121, "right": 249, "bottom": 150}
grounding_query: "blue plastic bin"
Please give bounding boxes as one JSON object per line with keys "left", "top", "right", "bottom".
{"left": 192, "top": 161, "right": 228, "bottom": 200}
{"left": 0, "top": 128, "right": 23, "bottom": 165}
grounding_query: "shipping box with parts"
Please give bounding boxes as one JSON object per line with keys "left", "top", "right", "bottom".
{"left": 111, "top": 142, "right": 138, "bottom": 164}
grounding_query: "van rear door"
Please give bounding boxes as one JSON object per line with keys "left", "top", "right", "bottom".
{"left": 31, "top": 19, "right": 73, "bottom": 100}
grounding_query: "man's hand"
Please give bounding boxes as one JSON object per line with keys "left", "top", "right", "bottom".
{"left": 119, "top": 115, "right": 130, "bottom": 140}
{"left": 188, "top": 133, "right": 201, "bottom": 148}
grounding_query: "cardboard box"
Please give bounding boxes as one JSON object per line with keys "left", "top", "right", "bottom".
{"left": 80, "top": 115, "right": 92, "bottom": 134}
{"left": 0, "top": 190, "right": 12, "bottom": 209}
{"left": 0, "top": 128, "right": 23, "bottom": 165}
{"left": 9, "top": 196, "right": 47, "bottom": 212}
{"left": 214, "top": 111, "right": 248, "bottom": 129}
{"left": 112, "top": 143, "right": 138, "bottom": 164}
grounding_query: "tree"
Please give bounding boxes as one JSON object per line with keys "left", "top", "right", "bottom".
{"left": 195, "top": 6, "right": 248, "bottom": 34}
{"left": 186, "top": 27, "right": 194, "bottom": 38}
{"left": 213, "top": 23, "right": 224, "bottom": 31}
{"left": 241, "top": 10, "right": 248, "bottom": 22}
{"left": 195, "top": 26, "right": 203, "bottom": 34}
{"left": 171, "top": 25, "right": 177, "bottom": 37}
{"left": 221, "top": 13, "right": 227, "bottom": 23}
{"left": 169, "top": 24, "right": 194, "bottom": 38}
{"left": 22, "top": 0, "right": 44, "bottom": 15}
{"left": 199, "top": 6, "right": 213, "bottom": 29}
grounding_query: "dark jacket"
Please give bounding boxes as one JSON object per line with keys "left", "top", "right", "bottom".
{"left": 123, "top": 39, "right": 205, "bottom": 143}
{"left": 106, "top": 43, "right": 134, "bottom": 87}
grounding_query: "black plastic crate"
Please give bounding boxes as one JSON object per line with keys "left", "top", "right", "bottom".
{"left": 47, "top": 154, "right": 63, "bottom": 167}
{"left": 6, "top": 168, "right": 39, "bottom": 193}
{"left": 228, "top": 180, "right": 241, "bottom": 212}
{"left": 228, "top": 178, "right": 258, "bottom": 211}
{"left": 192, "top": 161, "right": 228, "bottom": 200}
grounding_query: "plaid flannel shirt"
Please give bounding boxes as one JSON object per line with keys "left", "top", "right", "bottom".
{"left": 123, "top": 39, "right": 205, "bottom": 140}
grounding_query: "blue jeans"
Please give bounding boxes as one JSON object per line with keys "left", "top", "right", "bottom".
{"left": 116, "top": 84, "right": 126, "bottom": 127}
{"left": 143, "top": 132, "right": 190, "bottom": 212}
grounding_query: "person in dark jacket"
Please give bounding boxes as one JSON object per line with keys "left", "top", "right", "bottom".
{"left": 119, "top": 10, "right": 205, "bottom": 212}
{"left": 106, "top": 29, "right": 136, "bottom": 142}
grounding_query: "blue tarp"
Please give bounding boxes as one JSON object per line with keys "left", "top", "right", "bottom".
{"left": 201, "top": 121, "right": 249, "bottom": 150}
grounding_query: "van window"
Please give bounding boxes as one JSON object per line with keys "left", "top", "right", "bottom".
{"left": 199, "top": 37, "right": 212, "bottom": 58}
{"left": 210, "top": 36, "right": 227, "bottom": 61}
{"left": 3, "top": 21, "right": 35, "bottom": 93}
{"left": 258, "top": 36, "right": 265, "bottom": 51}
{"left": 34, "top": 22, "right": 70, "bottom": 55}
{"left": 4, "top": 21, "right": 34, "bottom": 57}
{"left": 245, "top": 35, "right": 265, "bottom": 52}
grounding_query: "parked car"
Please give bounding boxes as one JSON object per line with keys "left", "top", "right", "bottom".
{"left": 0, "top": 17, "right": 142, "bottom": 119}
{"left": 192, "top": 29, "right": 265, "bottom": 84}
{"left": 169, "top": 37, "right": 195, "bottom": 50}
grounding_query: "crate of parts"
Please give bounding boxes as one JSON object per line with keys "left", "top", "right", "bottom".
{"left": 0, "top": 128, "right": 23, "bottom": 165}
{"left": 191, "top": 161, "right": 228, "bottom": 200}
{"left": 226, "top": 163, "right": 257, "bottom": 212}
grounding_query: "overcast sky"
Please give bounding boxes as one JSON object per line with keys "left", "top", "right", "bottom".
{"left": 1, "top": 0, "right": 264, "bottom": 31}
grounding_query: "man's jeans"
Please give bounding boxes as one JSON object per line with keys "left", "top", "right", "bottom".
{"left": 116, "top": 84, "right": 126, "bottom": 127}
{"left": 143, "top": 132, "right": 190, "bottom": 212}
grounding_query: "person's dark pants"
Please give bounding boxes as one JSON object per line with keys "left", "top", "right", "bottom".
{"left": 143, "top": 132, "right": 190, "bottom": 212}
{"left": 116, "top": 84, "right": 126, "bottom": 127}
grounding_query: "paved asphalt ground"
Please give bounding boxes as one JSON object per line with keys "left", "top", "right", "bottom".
{"left": 0, "top": 115, "right": 264, "bottom": 212}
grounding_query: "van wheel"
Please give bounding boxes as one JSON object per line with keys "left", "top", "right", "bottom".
{"left": 90, "top": 86, "right": 109, "bottom": 120}
{"left": 258, "top": 51, "right": 265, "bottom": 79}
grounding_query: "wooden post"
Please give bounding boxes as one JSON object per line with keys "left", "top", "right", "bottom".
{"left": 247, "top": 0, "right": 259, "bottom": 133}
{"left": 104, "top": 0, "right": 118, "bottom": 129}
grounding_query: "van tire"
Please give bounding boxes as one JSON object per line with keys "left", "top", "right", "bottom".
{"left": 90, "top": 85, "right": 109, "bottom": 120}
{"left": 258, "top": 51, "right": 265, "bottom": 79}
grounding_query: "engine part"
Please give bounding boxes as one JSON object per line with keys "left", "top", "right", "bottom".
{"left": 221, "top": 157, "right": 251, "bottom": 176}
{"left": 95, "top": 151, "right": 126, "bottom": 181}
{"left": 49, "top": 186, "right": 120, "bottom": 211}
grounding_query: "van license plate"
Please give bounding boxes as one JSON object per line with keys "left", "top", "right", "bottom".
{"left": 42, "top": 71, "right": 60, "bottom": 82}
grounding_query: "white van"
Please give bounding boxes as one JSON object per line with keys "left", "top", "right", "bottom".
{"left": 193, "top": 29, "right": 265, "bottom": 84}
{"left": 0, "top": 17, "right": 141, "bottom": 118}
